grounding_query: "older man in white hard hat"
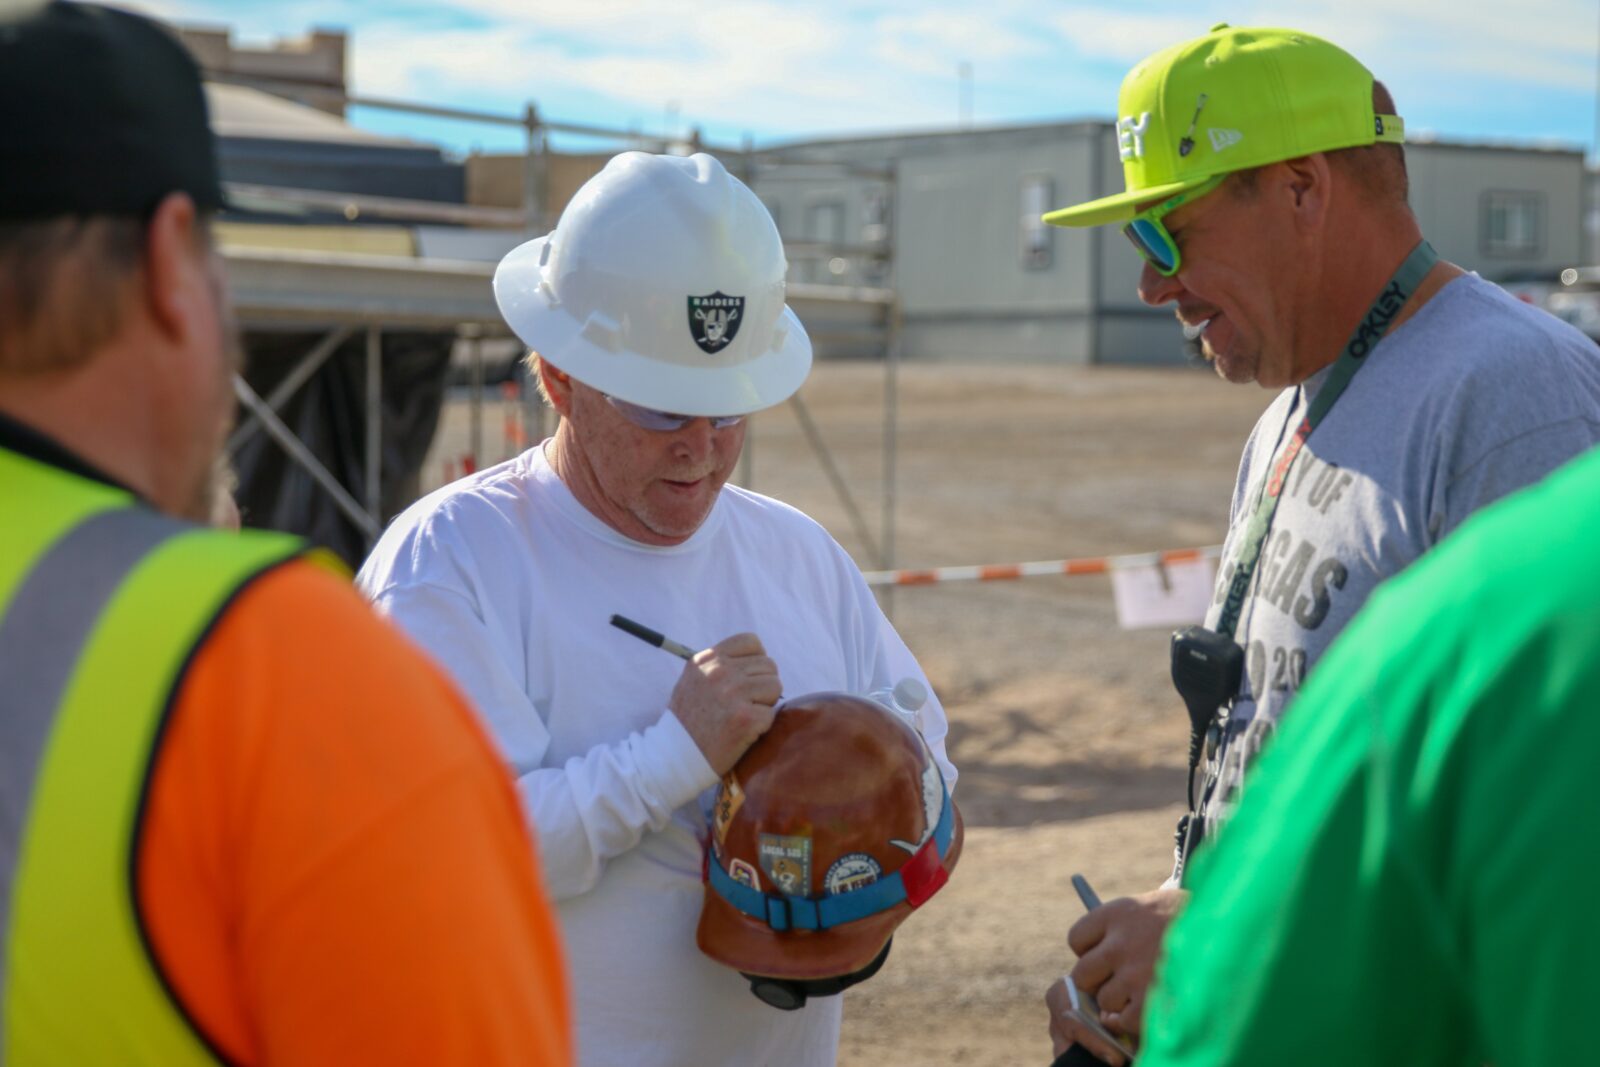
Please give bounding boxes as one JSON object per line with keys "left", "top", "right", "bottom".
{"left": 358, "top": 152, "right": 957, "bottom": 1066}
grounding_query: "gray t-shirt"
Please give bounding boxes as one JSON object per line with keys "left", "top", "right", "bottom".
{"left": 1194, "top": 274, "right": 1600, "bottom": 842}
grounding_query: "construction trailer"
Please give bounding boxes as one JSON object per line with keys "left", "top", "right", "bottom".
{"left": 752, "top": 124, "right": 1587, "bottom": 365}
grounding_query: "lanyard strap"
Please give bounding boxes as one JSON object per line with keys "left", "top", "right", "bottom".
{"left": 1214, "top": 240, "right": 1438, "bottom": 639}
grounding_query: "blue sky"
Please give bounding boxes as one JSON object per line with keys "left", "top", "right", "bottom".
{"left": 139, "top": 0, "right": 1600, "bottom": 159}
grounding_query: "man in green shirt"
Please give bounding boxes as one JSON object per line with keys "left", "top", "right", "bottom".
{"left": 1137, "top": 442, "right": 1600, "bottom": 1065}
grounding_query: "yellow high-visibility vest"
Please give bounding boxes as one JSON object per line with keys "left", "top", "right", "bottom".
{"left": 0, "top": 445, "right": 309, "bottom": 1064}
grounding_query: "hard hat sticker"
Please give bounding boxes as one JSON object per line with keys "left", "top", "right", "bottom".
{"left": 889, "top": 758, "right": 944, "bottom": 854}
{"left": 757, "top": 834, "right": 812, "bottom": 896}
{"left": 713, "top": 774, "right": 745, "bottom": 844}
{"left": 688, "top": 292, "right": 745, "bottom": 354}
{"left": 728, "top": 858, "right": 760, "bottom": 889}
{"left": 823, "top": 853, "right": 883, "bottom": 896}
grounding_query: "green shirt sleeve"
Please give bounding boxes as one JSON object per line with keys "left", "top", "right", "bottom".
{"left": 1139, "top": 445, "right": 1600, "bottom": 1067}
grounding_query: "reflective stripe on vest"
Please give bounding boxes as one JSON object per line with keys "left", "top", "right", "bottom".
{"left": 0, "top": 447, "right": 307, "bottom": 1065}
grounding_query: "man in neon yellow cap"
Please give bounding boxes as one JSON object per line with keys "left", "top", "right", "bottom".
{"left": 1041, "top": 24, "right": 1600, "bottom": 1065}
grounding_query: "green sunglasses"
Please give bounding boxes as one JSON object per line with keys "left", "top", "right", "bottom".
{"left": 1122, "top": 174, "right": 1227, "bottom": 276}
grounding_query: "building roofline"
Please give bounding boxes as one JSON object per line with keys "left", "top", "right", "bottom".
{"left": 753, "top": 118, "right": 1584, "bottom": 160}
{"left": 753, "top": 117, "right": 1108, "bottom": 154}
{"left": 1404, "top": 134, "right": 1584, "bottom": 158}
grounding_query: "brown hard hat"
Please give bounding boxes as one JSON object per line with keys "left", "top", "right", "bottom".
{"left": 697, "top": 691, "right": 962, "bottom": 981}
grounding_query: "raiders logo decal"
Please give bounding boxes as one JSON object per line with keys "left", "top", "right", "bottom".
{"left": 687, "top": 292, "right": 744, "bottom": 354}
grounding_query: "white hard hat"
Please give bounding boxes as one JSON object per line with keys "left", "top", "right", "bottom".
{"left": 493, "top": 152, "right": 813, "bottom": 417}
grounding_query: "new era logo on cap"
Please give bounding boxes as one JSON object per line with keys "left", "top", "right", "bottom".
{"left": 1208, "top": 128, "right": 1244, "bottom": 151}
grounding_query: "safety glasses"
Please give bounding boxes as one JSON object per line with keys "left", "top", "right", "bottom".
{"left": 603, "top": 393, "right": 745, "bottom": 432}
{"left": 1122, "top": 174, "right": 1227, "bottom": 277}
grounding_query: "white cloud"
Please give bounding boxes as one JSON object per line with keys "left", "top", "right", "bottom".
{"left": 348, "top": 1, "right": 993, "bottom": 136}
{"left": 1038, "top": 0, "right": 1597, "bottom": 146}
{"left": 1047, "top": 1, "right": 1595, "bottom": 93}
{"left": 1241, "top": 0, "right": 1594, "bottom": 92}
{"left": 353, "top": 4, "right": 846, "bottom": 99}
{"left": 1044, "top": 7, "right": 1201, "bottom": 65}
{"left": 351, "top": 25, "right": 539, "bottom": 98}
{"left": 875, "top": 9, "right": 1052, "bottom": 63}
{"left": 153, "top": 0, "right": 1599, "bottom": 147}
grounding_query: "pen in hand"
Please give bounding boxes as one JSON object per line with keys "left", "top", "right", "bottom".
{"left": 609, "top": 613, "right": 697, "bottom": 661}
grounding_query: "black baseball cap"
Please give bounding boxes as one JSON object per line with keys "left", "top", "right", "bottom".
{"left": 0, "top": 0, "right": 225, "bottom": 221}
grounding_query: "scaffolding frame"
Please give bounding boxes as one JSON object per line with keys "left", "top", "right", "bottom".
{"left": 215, "top": 75, "right": 904, "bottom": 580}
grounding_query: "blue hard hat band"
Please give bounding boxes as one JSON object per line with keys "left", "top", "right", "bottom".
{"left": 706, "top": 777, "right": 955, "bottom": 933}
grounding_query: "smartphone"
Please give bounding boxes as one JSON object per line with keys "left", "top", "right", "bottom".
{"left": 1065, "top": 874, "right": 1136, "bottom": 1062}
{"left": 1065, "top": 975, "right": 1136, "bottom": 1060}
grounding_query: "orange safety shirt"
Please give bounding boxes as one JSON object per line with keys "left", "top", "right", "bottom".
{"left": 136, "top": 558, "right": 572, "bottom": 1064}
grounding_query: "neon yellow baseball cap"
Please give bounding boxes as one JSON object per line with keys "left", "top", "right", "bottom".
{"left": 1044, "top": 24, "right": 1404, "bottom": 228}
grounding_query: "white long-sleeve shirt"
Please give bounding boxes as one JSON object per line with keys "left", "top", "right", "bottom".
{"left": 358, "top": 444, "right": 955, "bottom": 1067}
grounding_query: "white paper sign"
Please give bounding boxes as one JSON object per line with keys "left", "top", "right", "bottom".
{"left": 1110, "top": 557, "right": 1218, "bottom": 630}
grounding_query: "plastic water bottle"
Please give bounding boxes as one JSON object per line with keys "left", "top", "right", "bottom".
{"left": 867, "top": 677, "right": 928, "bottom": 734}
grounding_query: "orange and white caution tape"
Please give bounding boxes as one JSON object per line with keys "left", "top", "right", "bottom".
{"left": 861, "top": 544, "right": 1224, "bottom": 587}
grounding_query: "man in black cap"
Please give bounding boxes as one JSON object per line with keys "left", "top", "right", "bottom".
{"left": 0, "top": 4, "right": 572, "bottom": 1062}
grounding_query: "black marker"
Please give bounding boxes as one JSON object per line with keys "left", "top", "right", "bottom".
{"left": 610, "top": 614, "right": 697, "bottom": 661}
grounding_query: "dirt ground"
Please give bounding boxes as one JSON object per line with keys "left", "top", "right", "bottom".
{"left": 425, "top": 362, "right": 1271, "bottom": 1066}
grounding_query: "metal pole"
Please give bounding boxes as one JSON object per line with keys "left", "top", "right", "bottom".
{"left": 525, "top": 103, "right": 547, "bottom": 235}
{"left": 738, "top": 132, "right": 757, "bottom": 490}
{"left": 518, "top": 359, "right": 538, "bottom": 450}
{"left": 468, "top": 328, "right": 485, "bottom": 464}
{"left": 233, "top": 375, "right": 380, "bottom": 541}
{"left": 958, "top": 61, "right": 973, "bottom": 129}
{"left": 788, "top": 393, "right": 880, "bottom": 564}
{"left": 227, "top": 324, "right": 352, "bottom": 454}
{"left": 365, "top": 325, "right": 382, "bottom": 533}
{"left": 1587, "top": 0, "right": 1600, "bottom": 267}
{"left": 882, "top": 299, "right": 901, "bottom": 618}
{"left": 202, "top": 73, "right": 755, "bottom": 155}
{"left": 880, "top": 162, "right": 902, "bottom": 617}
{"left": 1087, "top": 128, "right": 1103, "bottom": 363}
{"left": 535, "top": 390, "right": 549, "bottom": 443}
{"left": 1592, "top": 0, "right": 1600, "bottom": 264}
